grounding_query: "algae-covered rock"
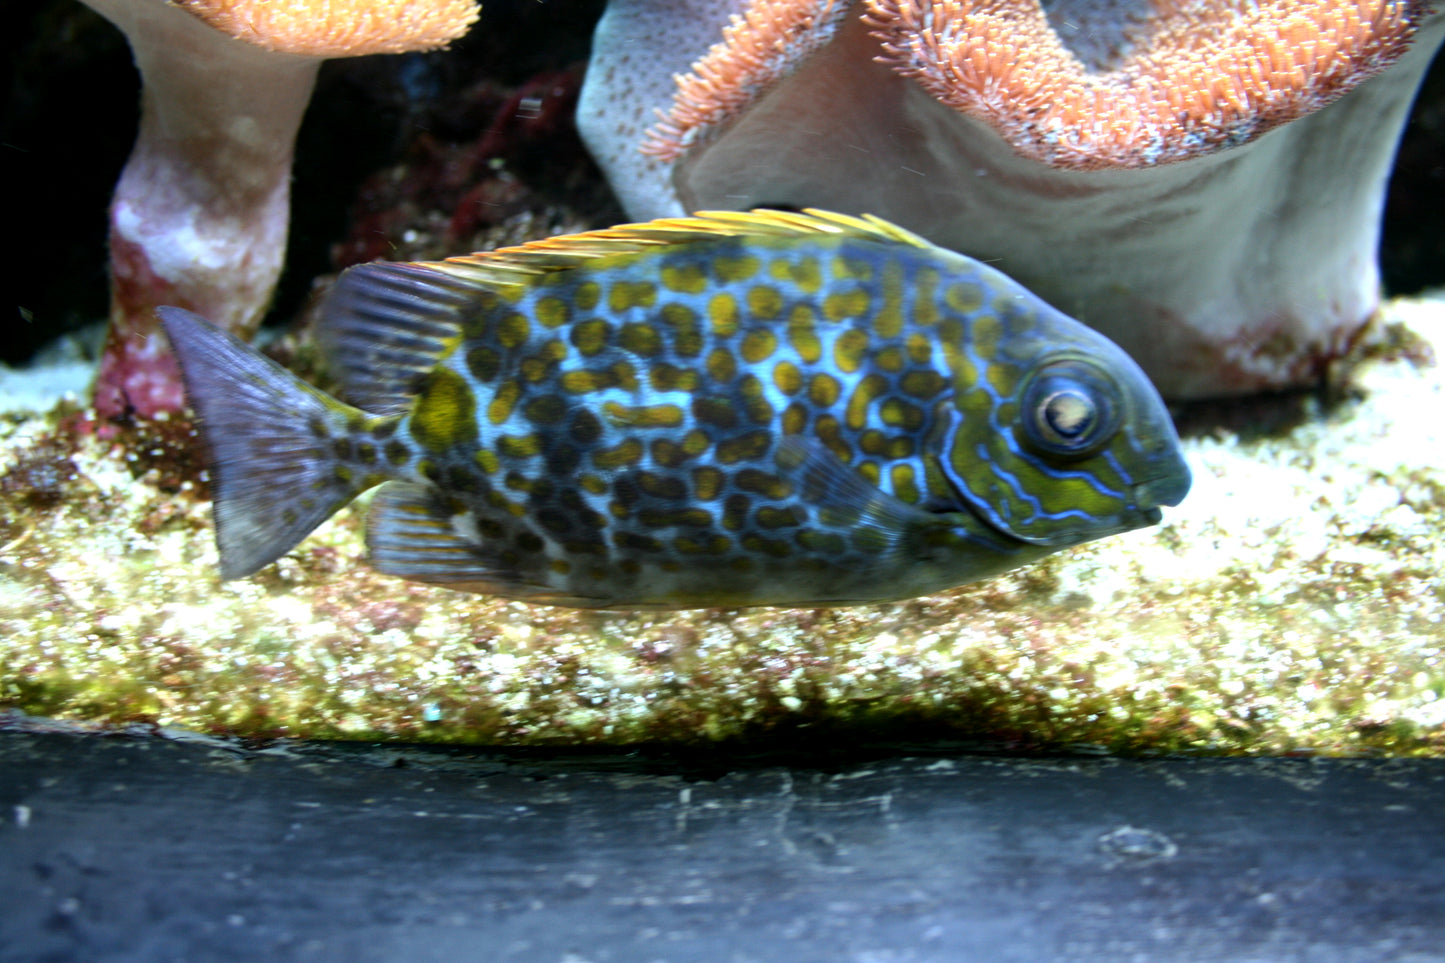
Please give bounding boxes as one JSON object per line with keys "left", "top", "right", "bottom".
{"left": 2, "top": 295, "right": 1443, "bottom": 754}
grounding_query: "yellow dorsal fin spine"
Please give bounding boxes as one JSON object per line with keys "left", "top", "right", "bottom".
{"left": 420, "top": 209, "right": 932, "bottom": 290}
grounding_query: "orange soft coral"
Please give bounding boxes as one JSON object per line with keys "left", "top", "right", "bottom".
{"left": 644, "top": 0, "right": 1425, "bottom": 169}
{"left": 579, "top": 0, "right": 1444, "bottom": 398}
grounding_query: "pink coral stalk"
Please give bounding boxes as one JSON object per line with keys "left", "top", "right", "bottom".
{"left": 81, "top": 0, "right": 478, "bottom": 419}
{"left": 85, "top": 0, "right": 317, "bottom": 417}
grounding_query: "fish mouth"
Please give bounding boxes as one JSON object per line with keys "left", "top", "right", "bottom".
{"left": 1129, "top": 467, "right": 1192, "bottom": 522}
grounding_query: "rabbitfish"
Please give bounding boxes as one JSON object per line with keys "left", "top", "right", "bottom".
{"left": 159, "top": 209, "right": 1190, "bottom": 609}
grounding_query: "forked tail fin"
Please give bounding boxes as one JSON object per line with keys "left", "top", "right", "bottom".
{"left": 158, "top": 307, "right": 389, "bottom": 579}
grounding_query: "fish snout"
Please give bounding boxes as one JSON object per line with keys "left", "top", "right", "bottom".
{"left": 1130, "top": 464, "right": 1192, "bottom": 518}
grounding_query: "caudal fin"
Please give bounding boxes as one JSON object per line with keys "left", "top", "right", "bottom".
{"left": 158, "top": 307, "right": 382, "bottom": 579}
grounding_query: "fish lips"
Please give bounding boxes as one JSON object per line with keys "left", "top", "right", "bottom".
{"left": 1134, "top": 460, "right": 1193, "bottom": 512}
{"left": 1118, "top": 467, "right": 1192, "bottom": 529}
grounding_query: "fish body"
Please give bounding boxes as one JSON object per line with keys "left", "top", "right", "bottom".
{"left": 160, "top": 209, "right": 1190, "bottom": 609}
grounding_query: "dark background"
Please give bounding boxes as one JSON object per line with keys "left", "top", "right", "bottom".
{"left": 0, "top": 0, "right": 610, "bottom": 366}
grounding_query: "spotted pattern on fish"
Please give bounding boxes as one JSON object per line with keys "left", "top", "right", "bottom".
{"left": 159, "top": 209, "right": 1189, "bottom": 609}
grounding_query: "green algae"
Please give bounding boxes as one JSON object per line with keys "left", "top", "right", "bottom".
{"left": 2, "top": 297, "right": 1444, "bottom": 755}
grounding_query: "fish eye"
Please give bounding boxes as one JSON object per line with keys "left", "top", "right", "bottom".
{"left": 1020, "top": 359, "right": 1121, "bottom": 458}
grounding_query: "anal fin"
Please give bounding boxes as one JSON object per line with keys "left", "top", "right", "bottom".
{"left": 365, "top": 483, "right": 603, "bottom": 605}
{"left": 366, "top": 483, "right": 510, "bottom": 587}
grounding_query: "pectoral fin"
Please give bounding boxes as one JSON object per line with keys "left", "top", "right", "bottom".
{"left": 773, "top": 436, "right": 941, "bottom": 558}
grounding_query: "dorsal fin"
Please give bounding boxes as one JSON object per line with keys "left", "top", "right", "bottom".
{"left": 419, "top": 208, "right": 934, "bottom": 288}
{"left": 316, "top": 261, "right": 476, "bottom": 415}
{"left": 315, "top": 209, "right": 931, "bottom": 413}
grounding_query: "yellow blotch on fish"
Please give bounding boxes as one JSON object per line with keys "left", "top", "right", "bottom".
{"left": 159, "top": 208, "right": 1189, "bottom": 609}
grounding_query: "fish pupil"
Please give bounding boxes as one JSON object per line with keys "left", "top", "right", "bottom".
{"left": 1042, "top": 390, "right": 1094, "bottom": 440}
